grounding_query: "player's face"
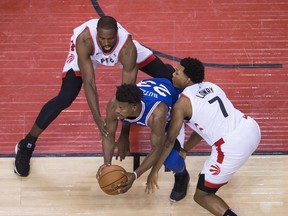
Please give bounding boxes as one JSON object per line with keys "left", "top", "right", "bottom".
{"left": 97, "top": 28, "right": 117, "bottom": 53}
{"left": 172, "top": 64, "right": 191, "bottom": 90}
{"left": 115, "top": 101, "right": 135, "bottom": 120}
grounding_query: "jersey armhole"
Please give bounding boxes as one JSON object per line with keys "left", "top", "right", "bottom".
{"left": 180, "top": 93, "right": 190, "bottom": 100}
{"left": 87, "top": 27, "right": 95, "bottom": 55}
{"left": 118, "top": 34, "right": 131, "bottom": 61}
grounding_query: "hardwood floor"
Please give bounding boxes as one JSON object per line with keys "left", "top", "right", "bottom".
{"left": 1, "top": 155, "right": 286, "bottom": 215}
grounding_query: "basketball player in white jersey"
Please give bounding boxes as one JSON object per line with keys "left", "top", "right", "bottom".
{"left": 146, "top": 57, "right": 261, "bottom": 216}
{"left": 14, "top": 16, "right": 174, "bottom": 177}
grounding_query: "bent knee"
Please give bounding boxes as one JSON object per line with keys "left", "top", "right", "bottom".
{"left": 56, "top": 91, "right": 78, "bottom": 109}
{"left": 193, "top": 188, "right": 211, "bottom": 204}
{"left": 59, "top": 97, "right": 74, "bottom": 109}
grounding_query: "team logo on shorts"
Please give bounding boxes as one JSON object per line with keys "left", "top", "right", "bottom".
{"left": 209, "top": 164, "right": 221, "bottom": 175}
{"left": 66, "top": 54, "right": 75, "bottom": 64}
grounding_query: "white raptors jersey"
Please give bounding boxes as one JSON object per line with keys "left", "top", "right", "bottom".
{"left": 182, "top": 82, "right": 244, "bottom": 145}
{"left": 62, "top": 19, "right": 152, "bottom": 75}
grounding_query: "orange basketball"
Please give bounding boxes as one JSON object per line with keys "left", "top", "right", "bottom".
{"left": 98, "top": 165, "right": 128, "bottom": 195}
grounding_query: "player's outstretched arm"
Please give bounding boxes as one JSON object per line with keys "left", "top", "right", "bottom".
{"left": 146, "top": 97, "right": 191, "bottom": 193}
{"left": 77, "top": 29, "right": 108, "bottom": 136}
{"left": 115, "top": 122, "right": 131, "bottom": 161}
{"left": 119, "top": 103, "right": 168, "bottom": 193}
{"left": 97, "top": 98, "right": 119, "bottom": 179}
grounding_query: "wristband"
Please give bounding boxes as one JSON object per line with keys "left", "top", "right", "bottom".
{"left": 133, "top": 171, "right": 138, "bottom": 179}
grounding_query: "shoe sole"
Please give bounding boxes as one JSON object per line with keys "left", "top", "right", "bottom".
{"left": 13, "top": 161, "right": 22, "bottom": 176}
{"left": 13, "top": 144, "right": 21, "bottom": 176}
{"left": 169, "top": 198, "right": 177, "bottom": 202}
{"left": 13, "top": 143, "right": 28, "bottom": 177}
{"left": 169, "top": 193, "right": 187, "bottom": 202}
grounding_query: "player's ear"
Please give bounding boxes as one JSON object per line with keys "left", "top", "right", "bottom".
{"left": 186, "top": 77, "right": 192, "bottom": 84}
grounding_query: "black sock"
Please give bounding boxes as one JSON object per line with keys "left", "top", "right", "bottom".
{"left": 223, "top": 208, "right": 237, "bottom": 216}
{"left": 175, "top": 167, "right": 188, "bottom": 177}
{"left": 22, "top": 133, "right": 38, "bottom": 146}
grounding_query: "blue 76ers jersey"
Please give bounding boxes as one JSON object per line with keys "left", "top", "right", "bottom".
{"left": 123, "top": 78, "right": 181, "bottom": 127}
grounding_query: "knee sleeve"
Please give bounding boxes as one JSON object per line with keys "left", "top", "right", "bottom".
{"left": 164, "top": 149, "right": 185, "bottom": 173}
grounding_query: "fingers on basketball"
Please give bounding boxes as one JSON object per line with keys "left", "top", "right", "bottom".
{"left": 97, "top": 165, "right": 128, "bottom": 195}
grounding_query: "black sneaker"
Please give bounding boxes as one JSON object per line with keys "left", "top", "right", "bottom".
{"left": 170, "top": 173, "right": 190, "bottom": 202}
{"left": 14, "top": 141, "right": 35, "bottom": 177}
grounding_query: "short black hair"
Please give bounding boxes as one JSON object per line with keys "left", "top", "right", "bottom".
{"left": 180, "top": 57, "right": 205, "bottom": 83}
{"left": 116, "top": 84, "right": 143, "bottom": 104}
{"left": 97, "top": 16, "right": 118, "bottom": 31}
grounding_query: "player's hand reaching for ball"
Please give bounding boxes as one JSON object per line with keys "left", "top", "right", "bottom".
{"left": 118, "top": 171, "right": 137, "bottom": 193}
{"left": 96, "top": 117, "right": 109, "bottom": 137}
{"left": 145, "top": 171, "right": 159, "bottom": 194}
{"left": 115, "top": 123, "right": 131, "bottom": 161}
{"left": 96, "top": 163, "right": 110, "bottom": 180}
{"left": 115, "top": 136, "right": 130, "bottom": 161}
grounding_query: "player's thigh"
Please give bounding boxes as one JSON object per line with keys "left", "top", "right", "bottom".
{"left": 201, "top": 118, "right": 261, "bottom": 185}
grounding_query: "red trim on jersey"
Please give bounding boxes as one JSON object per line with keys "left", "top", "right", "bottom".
{"left": 138, "top": 54, "right": 156, "bottom": 68}
{"left": 180, "top": 93, "right": 190, "bottom": 100}
{"left": 204, "top": 180, "right": 227, "bottom": 188}
{"left": 215, "top": 138, "right": 225, "bottom": 164}
{"left": 62, "top": 71, "right": 81, "bottom": 78}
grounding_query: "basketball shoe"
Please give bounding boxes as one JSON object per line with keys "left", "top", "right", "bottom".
{"left": 14, "top": 141, "right": 35, "bottom": 177}
{"left": 170, "top": 172, "right": 190, "bottom": 202}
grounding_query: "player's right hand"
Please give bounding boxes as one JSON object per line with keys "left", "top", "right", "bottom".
{"left": 118, "top": 171, "right": 136, "bottom": 194}
{"left": 179, "top": 148, "right": 187, "bottom": 159}
{"left": 115, "top": 137, "right": 130, "bottom": 161}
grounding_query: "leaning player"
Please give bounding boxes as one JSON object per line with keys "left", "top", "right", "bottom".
{"left": 97, "top": 77, "right": 190, "bottom": 202}
{"left": 147, "top": 57, "right": 261, "bottom": 215}
{"left": 14, "top": 16, "right": 174, "bottom": 177}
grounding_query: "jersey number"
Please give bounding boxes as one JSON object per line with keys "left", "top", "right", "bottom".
{"left": 138, "top": 80, "right": 171, "bottom": 97}
{"left": 208, "top": 96, "right": 228, "bottom": 117}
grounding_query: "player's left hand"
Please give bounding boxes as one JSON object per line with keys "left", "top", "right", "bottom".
{"left": 145, "top": 171, "right": 159, "bottom": 194}
{"left": 118, "top": 172, "right": 136, "bottom": 193}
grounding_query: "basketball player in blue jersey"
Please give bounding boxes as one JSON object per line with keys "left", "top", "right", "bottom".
{"left": 97, "top": 78, "right": 190, "bottom": 202}
{"left": 14, "top": 16, "right": 174, "bottom": 177}
{"left": 147, "top": 57, "right": 261, "bottom": 216}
